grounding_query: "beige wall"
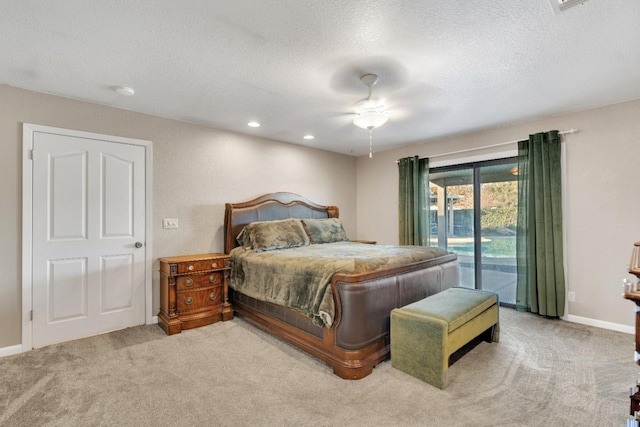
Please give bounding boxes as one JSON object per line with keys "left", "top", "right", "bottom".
{"left": 0, "top": 85, "right": 357, "bottom": 349}
{"left": 356, "top": 99, "right": 640, "bottom": 329}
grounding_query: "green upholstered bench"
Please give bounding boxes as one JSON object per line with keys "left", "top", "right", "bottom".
{"left": 390, "top": 287, "right": 499, "bottom": 389}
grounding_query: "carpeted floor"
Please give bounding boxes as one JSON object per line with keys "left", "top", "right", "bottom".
{"left": 0, "top": 308, "right": 636, "bottom": 426}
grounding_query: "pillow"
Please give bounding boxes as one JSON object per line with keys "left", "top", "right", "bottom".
{"left": 235, "top": 227, "right": 253, "bottom": 248}
{"left": 301, "top": 218, "right": 349, "bottom": 244}
{"left": 238, "top": 219, "right": 310, "bottom": 252}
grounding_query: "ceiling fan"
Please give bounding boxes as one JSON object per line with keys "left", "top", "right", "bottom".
{"left": 351, "top": 73, "right": 389, "bottom": 158}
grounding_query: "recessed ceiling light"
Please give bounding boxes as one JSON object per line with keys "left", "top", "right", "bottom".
{"left": 247, "top": 121, "right": 260, "bottom": 128}
{"left": 303, "top": 135, "right": 314, "bottom": 140}
{"left": 114, "top": 86, "right": 135, "bottom": 96}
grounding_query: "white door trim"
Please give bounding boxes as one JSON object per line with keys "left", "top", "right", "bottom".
{"left": 21, "top": 123, "right": 153, "bottom": 351}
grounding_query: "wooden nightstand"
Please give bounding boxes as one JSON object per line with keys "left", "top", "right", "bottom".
{"left": 158, "top": 253, "right": 233, "bottom": 335}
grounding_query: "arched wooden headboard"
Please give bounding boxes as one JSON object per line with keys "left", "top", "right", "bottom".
{"left": 224, "top": 192, "right": 339, "bottom": 254}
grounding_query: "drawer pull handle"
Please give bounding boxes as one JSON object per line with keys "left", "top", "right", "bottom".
{"left": 209, "top": 292, "right": 217, "bottom": 301}
{"left": 212, "top": 262, "right": 218, "bottom": 268}
{"left": 185, "top": 297, "right": 193, "bottom": 305}
{"left": 185, "top": 278, "right": 193, "bottom": 287}
{"left": 209, "top": 275, "right": 217, "bottom": 283}
{"left": 188, "top": 265, "right": 194, "bottom": 271}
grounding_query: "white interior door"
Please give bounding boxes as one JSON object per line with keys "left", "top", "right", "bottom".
{"left": 27, "top": 127, "right": 148, "bottom": 348}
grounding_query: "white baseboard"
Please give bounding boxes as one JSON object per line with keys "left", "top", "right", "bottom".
{"left": 562, "top": 314, "right": 634, "bottom": 335}
{"left": 2, "top": 317, "right": 159, "bottom": 359}
{"left": 0, "top": 344, "right": 23, "bottom": 358}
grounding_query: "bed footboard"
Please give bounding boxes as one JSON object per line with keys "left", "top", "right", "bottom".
{"left": 332, "top": 254, "right": 459, "bottom": 351}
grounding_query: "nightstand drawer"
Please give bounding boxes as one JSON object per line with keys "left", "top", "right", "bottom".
{"left": 176, "top": 259, "right": 227, "bottom": 274}
{"left": 176, "top": 271, "right": 223, "bottom": 291}
{"left": 177, "top": 286, "right": 223, "bottom": 313}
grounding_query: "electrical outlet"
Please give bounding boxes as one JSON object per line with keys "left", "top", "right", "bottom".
{"left": 163, "top": 218, "right": 178, "bottom": 229}
{"left": 567, "top": 291, "right": 575, "bottom": 302}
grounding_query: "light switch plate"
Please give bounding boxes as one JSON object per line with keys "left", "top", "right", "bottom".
{"left": 163, "top": 218, "right": 178, "bottom": 229}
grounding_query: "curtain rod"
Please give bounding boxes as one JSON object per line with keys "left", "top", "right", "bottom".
{"left": 414, "top": 128, "right": 579, "bottom": 161}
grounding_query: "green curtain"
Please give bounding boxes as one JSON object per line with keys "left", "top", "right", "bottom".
{"left": 398, "top": 156, "right": 430, "bottom": 246}
{"left": 516, "top": 131, "right": 565, "bottom": 317}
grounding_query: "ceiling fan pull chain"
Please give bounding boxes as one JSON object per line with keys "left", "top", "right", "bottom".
{"left": 369, "top": 129, "right": 373, "bottom": 158}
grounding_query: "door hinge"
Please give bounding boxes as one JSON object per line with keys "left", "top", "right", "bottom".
{"left": 29, "top": 150, "right": 35, "bottom": 160}
{"left": 30, "top": 310, "right": 33, "bottom": 321}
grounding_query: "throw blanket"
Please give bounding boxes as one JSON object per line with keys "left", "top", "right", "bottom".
{"left": 229, "top": 242, "right": 450, "bottom": 327}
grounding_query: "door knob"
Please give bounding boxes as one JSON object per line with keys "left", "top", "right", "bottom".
{"left": 135, "top": 241, "right": 143, "bottom": 248}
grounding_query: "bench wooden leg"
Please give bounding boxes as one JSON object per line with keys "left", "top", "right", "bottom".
{"left": 482, "top": 325, "right": 495, "bottom": 343}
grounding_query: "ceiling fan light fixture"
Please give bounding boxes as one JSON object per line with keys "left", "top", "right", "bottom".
{"left": 350, "top": 73, "right": 390, "bottom": 158}
{"left": 353, "top": 109, "right": 389, "bottom": 130}
{"left": 352, "top": 74, "right": 389, "bottom": 131}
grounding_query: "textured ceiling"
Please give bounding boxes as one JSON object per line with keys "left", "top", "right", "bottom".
{"left": 2, "top": 1, "right": 639, "bottom": 156}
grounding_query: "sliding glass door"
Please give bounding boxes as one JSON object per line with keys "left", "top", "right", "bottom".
{"left": 429, "top": 158, "right": 517, "bottom": 305}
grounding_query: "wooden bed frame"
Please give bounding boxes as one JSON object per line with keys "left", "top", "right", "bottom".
{"left": 224, "top": 192, "right": 459, "bottom": 379}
